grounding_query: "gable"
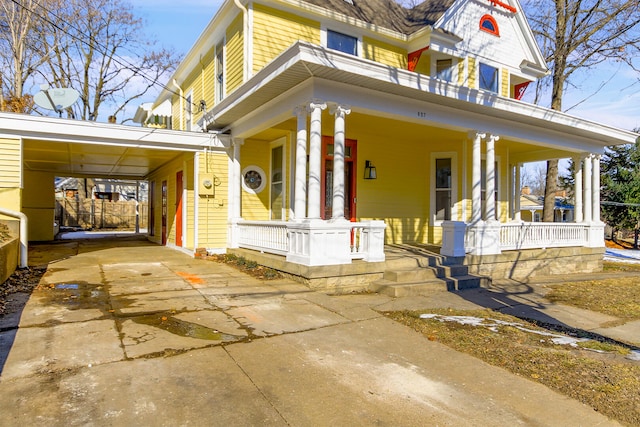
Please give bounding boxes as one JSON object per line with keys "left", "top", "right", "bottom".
{"left": 434, "top": 0, "right": 547, "bottom": 79}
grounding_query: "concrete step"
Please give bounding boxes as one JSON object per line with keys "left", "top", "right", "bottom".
{"left": 369, "top": 279, "right": 450, "bottom": 297}
{"left": 443, "top": 274, "right": 489, "bottom": 291}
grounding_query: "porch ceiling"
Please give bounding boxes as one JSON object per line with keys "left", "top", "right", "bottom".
{"left": 207, "top": 41, "right": 639, "bottom": 150}
{"left": 1, "top": 112, "right": 228, "bottom": 179}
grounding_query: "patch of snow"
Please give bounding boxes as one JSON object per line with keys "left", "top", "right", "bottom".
{"left": 627, "top": 350, "right": 640, "bottom": 361}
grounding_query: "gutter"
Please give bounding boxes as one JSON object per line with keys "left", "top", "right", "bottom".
{"left": 172, "top": 79, "right": 184, "bottom": 130}
{"left": 0, "top": 207, "right": 28, "bottom": 268}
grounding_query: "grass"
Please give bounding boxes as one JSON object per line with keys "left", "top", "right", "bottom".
{"left": 545, "top": 276, "right": 640, "bottom": 320}
{"left": 207, "top": 253, "right": 281, "bottom": 280}
{"left": 388, "top": 308, "right": 640, "bottom": 426}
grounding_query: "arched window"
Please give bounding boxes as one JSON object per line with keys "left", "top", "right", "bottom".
{"left": 480, "top": 15, "right": 500, "bottom": 36}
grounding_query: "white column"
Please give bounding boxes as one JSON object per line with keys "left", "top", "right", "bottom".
{"left": 293, "top": 106, "right": 308, "bottom": 220}
{"left": 485, "top": 134, "right": 499, "bottom": 222}
{"left": 592, "top": 154, "right": 601, "bottom": 223}
{"left": 574, "top": 155, "right": 583, "bottom": 223}
{"left": 232, "top": 139, "right": 243, "bottom": 219}
{"left": 583, "top": 154, "right": 593, "bottom": 223}
{"left": 514, "top": 163, "right": 522, "bottom": 221}
{"left": 330, "top": 104, "right": 351, "bottom": 221}
{"left": 307, "top": 100, "right": 326, "bottom": 219}
{"left": 470, "top": 131, "right": 485, "bottom": 223}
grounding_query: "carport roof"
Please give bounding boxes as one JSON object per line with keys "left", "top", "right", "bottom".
{"left": 0, "top": 112, "right": 228, "bottom": 179}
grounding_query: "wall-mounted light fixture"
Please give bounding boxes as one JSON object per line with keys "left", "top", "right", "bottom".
{"left": 364, "top": 160, "right": 377, "bottom": 180}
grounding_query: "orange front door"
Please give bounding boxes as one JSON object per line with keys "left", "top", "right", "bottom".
{"left": 176, "top": 171, "right": 183, "bottom": 247}
{"left": 321, "top": 136, "right": 357, "bottom": 221}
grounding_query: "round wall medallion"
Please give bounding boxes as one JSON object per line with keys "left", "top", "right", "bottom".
{"left": 241, "top": 166, "right": 266, "bottom": 193}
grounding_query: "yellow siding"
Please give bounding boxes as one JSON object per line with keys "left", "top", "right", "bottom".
{"left": 201, "top": 47, "right": 216, "bottom": 110}
{"left": 467, "top": 57, "right": 477, "bottom": 89}
{"left": 0, "top": 138, "right": 21, "bottom": 188}
{"left": 501, "top": 68, "right": 509, "bottom": 97}
{"left": 241, "top": 140, "right": 270, "bottom": 220}
{"left": 457, "top": 60, "right": 465, "bottom": 86}
{"left": 197, "top": 151, "right": 229, "bottom": 248}
{"left": 252, "top": 4, "right": 321, "bottom": 73}
{"left": 182, "top": 66, "right": 204, "bottom": 128}
{"left": 414, "top": 53, "right": 430, "bottom": 75}
{"left": 363, "top": 37, "right": 407, "bottom": 69}
{"left": 171, "top": 94, "right": 182, "bottom": 130}
{"left": 226, "top": 14, "right": 244, "bottom": 94}
{"left": 22, "top": 170, "right": 55, "bottom": 241}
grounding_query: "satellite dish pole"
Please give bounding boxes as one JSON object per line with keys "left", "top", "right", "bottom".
{"left": 33, "top": 84, "right": 80, "bottom": 118}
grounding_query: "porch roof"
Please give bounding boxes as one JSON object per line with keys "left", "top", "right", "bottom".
{"left": 205, "top": 41, "right": 639, "bottom": 154}
{"left": 0, "top": 112, "right": 229, "bottom": 179}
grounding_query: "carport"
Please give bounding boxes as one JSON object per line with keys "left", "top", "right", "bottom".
{"left": 0, "top": 111, "right": 229, "bottom": 246}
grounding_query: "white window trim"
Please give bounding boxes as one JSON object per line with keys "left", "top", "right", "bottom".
{"left": 270, "top": 137, "right": 287, "bottom": 220}
{"left": 185, "top": 91, "right": 193, "bottom": 131}
{"left": 321, "top": 26, "right": 362, "bottom": 57}
{"left": 430, "top": 151, "right": 458, "bottom": 225}
{"left": 215, "top": 40, "right": 226, "bottom": 103}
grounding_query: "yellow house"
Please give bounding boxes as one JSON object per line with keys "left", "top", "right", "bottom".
{"left": 2, "top": 0, "right": 639, "bottom": 290}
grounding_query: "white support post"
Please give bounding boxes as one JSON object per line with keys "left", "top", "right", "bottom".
{"left": 470, "top": 131, "right": 485, "bottom": 224}
{"left": 294, "top": 106, "right": 308, "bottom": 220}
{"left": 229, "top": 138, "right": 243, "bottom": 248}
{"left": 592, "top": 154, "right": 601, "bottom": 223}
{"left": 330, "top": 104, "right": 351, "bottom": 221}
{"left": 514, "top": 163, "right": 522, "bottom": 221}
{"left": 485, "top": 134, "right": 499, "bottom": 222}
{"left": 584, "top": 154, "right": 593, "bottom": 223}
{"left": 307, "top": 100, "right": 326, "bottom": 219}
{"left": 574, "top": 155, "right": 583, "bottom": 223}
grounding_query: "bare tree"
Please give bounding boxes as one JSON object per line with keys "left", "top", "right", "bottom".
{"left": 1, "top": 0, "right": 179, "bottom": 122}
{"left": 0, "top": 0, "right": 52, "bottom": 112}
{"left": 37, "top": 0, "right": 180, "bottom": 122}
{"left": 522, "top": 0, "right": 640, "bottom": 221}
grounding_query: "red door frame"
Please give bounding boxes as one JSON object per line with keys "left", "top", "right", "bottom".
{"left": 176, "top": 171, "right": 183, "bottom": 247}
{"left": 161, "top": 180, "right": 167, "bottom": 245}
{"left": 321, "top": 136, "right": 357, "bottom": 221}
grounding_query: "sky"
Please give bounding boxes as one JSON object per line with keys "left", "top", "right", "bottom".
{"left": 131, "top": 1, "right": 640, "bottom": 133}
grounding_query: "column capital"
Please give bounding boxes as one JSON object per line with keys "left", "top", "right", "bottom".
{"left": 329, "top": 104, "right": 351, "bottom": 117}
{"left": 487, "top": 133, "right": 500, "bottom": 143}
{"left": 468, "top": 130, "right": 486, "bottom": 140}
{"left": 309, "top": 99, "right": 327, "bottom": 111}
{"left": 232, "top": 138, "right": 245, "bottom": 147}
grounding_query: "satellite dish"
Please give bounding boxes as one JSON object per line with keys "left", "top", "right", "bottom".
{"left": 34, "top": 85, "right": 79, "bottom": 116}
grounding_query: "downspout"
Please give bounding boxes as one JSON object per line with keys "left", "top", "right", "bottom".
{"left": 172, "top": 79, "right": 184, "bottom": 130}
{"left": 232, "top": 0, "right": 250, "bottom": 80}
{"left": 0, "top": 207, "right": 28, "bottom": 268}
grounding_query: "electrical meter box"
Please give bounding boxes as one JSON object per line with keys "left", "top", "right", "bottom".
{"left": 199, "top": 174, "right": 215, "bottom": 196}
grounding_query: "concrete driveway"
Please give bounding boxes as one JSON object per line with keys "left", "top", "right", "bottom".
{"left": 0, "top": 236, "right": 620, "bottom": 426}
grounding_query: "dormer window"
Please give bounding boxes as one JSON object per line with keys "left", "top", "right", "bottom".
{"left": 480, "top": 15, "right": 500, "bottom": 36}
{"left": 327, "top": 30, "right": 358, "bottom": 56}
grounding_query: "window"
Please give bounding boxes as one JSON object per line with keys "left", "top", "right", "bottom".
{"left": 479, "top": 15, "right": 500, "bottom": 36}
{"left": 431, "top": 152, "right": 457, "bottom": 224}
{"left": 479, "top": 63, "right": 499, "bottom": 93}
{"left": 436, "top": 59, "right": 453, "bottom": 82}
{"left": 327, "top": 30, "right": 357, "bottom": 56}
{"left": 435, "top": 158, "right": 452, "bottom": 221}
{"left": 215, "top": 42, "right": 224, "bottom": 103}
{"left": 271, "top": 144, "right": 285, "bottom": 220}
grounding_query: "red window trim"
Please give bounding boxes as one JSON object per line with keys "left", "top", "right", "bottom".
{"left": 479, "top": 14, "right": 500, "bottom": 36}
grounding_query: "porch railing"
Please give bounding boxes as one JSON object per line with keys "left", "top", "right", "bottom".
{"left": 234, "top": 219, "right": 386, "bottom": 265}
{"left": 499, "top": 222, "right": 589, "bottom": 250}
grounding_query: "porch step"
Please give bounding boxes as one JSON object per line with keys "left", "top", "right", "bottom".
{"left": 371, "top": 247, "right": 489, "bottom": 296}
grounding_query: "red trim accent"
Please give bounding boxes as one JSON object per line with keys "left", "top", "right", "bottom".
{"left": 514, "top": 81, "right": 531, "bottom": 100}
{"left": 408, "top": 46, "right": 430, "bottom": 72}
{"left": 480, "top": 15, "right": 500, "bottom": 36}
{"left": 490, "top": 0, "right": 517, "bottom": 13}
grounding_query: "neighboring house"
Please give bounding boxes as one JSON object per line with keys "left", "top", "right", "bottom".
{"left": 519, "top": 187, "right": 574, "bottom": 223}
{"left": 1, "top": 0, "right": 638, "bottom": 287}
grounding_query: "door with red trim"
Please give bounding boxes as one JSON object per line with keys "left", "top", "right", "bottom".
{"left": 176, "top": 171, "right": 183, "bottom": 247}
{"left": 321, "top": 136, "right": 357, "bottom": 221}
{"left": 161, "top": 180, "right": 167, "bottom": 245}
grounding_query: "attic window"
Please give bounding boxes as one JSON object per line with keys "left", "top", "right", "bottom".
{"left": 480, "top": 15, "right": 500, "bottom": 36}
{"left": 327, "top": 30, "right": 358, "bottom": 56}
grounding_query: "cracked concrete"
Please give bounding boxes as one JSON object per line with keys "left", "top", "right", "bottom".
{"left": 0, "top": 236, "right": 626, "bottom": 426}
